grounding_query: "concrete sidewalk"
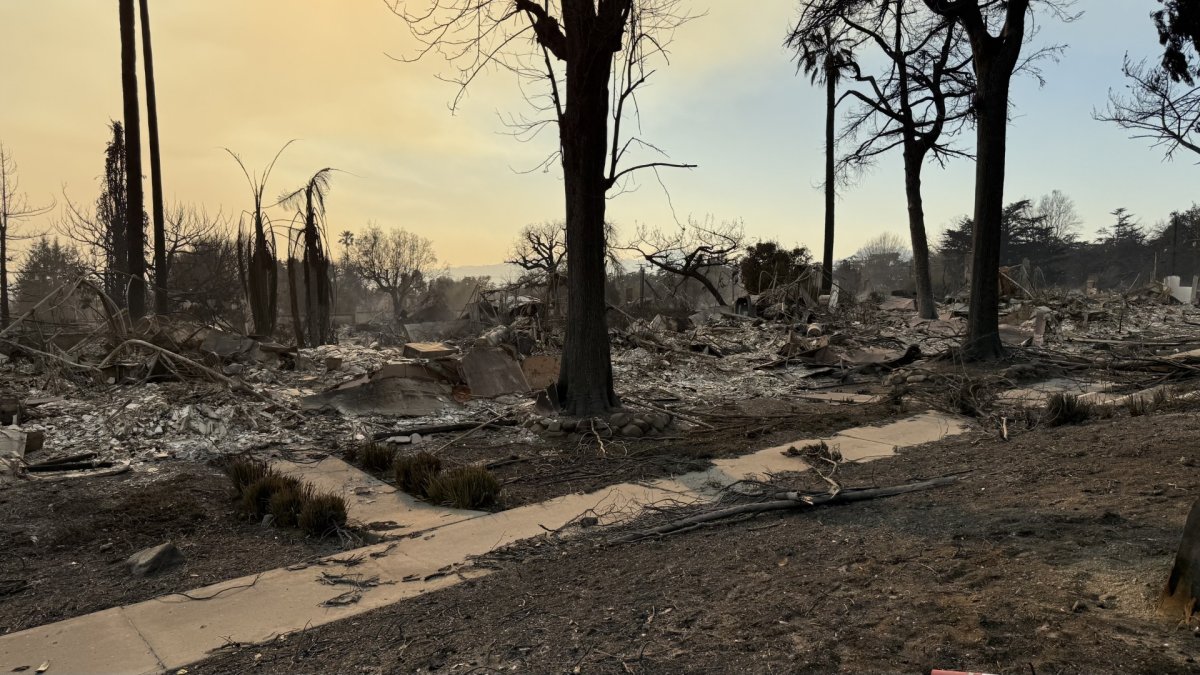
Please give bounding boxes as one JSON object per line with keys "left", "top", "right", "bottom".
{"left": 0, "top": 412, "right": 969, "bottom": 674}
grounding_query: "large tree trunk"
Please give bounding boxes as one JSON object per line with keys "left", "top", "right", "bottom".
{"left": 821, "top": 75, "right": 836, "bottom": 295}
{"left": 963, "top": 64, "right": 1008, "bottom": 360}
{"left": 902, "top": 146, "right": 938, "bottom": 320}
{"left": 119, "top": 0, "right": 146, "bottom": 320}
{"left": 554, "top": 1, "right": 621, "bottom": 417}
{"left": 139, "top": 0, "right": 166, "bottom": 315}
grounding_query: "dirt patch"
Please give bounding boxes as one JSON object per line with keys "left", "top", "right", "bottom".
{"left": 0, "top": 463, "right": 345, "bottom": 633}
{"left": 196, "top": 408, "right": 1200, "bottom": 674}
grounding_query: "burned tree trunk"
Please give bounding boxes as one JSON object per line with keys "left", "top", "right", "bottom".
{"left": 1161, "top": 497, "right": 1200, "bottom": 619}
{"left": 903, "top": 146, "right": 938, "bottom": 320}
{"left": 554, "top": 1, "right": 623, "bottom": 417}
{"left": 963, "top": 64, "right": 1009, "bottom": 359}
{"left": 139, "top": 0, "right": 167, "bottom": 315}
{"left": 287, "top": 255, "right": 306, "bottom": 349}
{"left": 922, "top": 0, "right": 1031, "bottom": 360}
{"left": 118, "top": 0, "right": 146, "bottom": 319}
{"left": 821, "top": 74, "right": 837, "bottom": 296}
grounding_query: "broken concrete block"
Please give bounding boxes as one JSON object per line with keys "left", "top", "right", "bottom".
{"left": 126, "top": 542, "right": 185, "bottom": 576}
{"left": 462, "top": 348, "right": 530, "bottom": 398}
{"left": 402, "top": 342, "right": 457, "bottom": 359}
{"left": 521, "top": 355, "right": 560, "bottom": 391}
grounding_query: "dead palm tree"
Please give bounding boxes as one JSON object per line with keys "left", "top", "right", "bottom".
{"left": 139, "top": 0, "right": 167, "bottom": 314}
{"left": 280, "top": 169, "right": 337, "bottom": 346}
{"left": 792, "top": 23, "right": 856, "bottom": 295}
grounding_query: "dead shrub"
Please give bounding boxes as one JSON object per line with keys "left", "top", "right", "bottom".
{"left": 426, "top": 466, "right": 500, "bottom": 509}
{"left": 241, "top": 473, "right": 302, "bottom": 520}
{"left": 298, "top": 491, "right": 348, "bottom": 537}
{"left": 394, "top": 451, "right": 443, "bottom": 497}
{"left": 223, "top": 455, "right": 273, "bottom": 497}
{"left": 341, "top": 442, "right": 359, "bottom": 464}
{"left": 359, "top": 442, "right": 395, "bottom": 472}
{"left": 268, "top": 482, "right": 306, "bottom": 528}
{"left": 1045, "top": 393, "right": 1092, "bottom": 427}
{"left": 1126, "top": 395, "right": 1152, "bottom": 417}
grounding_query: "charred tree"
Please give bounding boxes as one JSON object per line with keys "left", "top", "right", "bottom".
{"left": 393, "top": 0, "right": 694, "bottom": 417}
{"left": 791, "top": 23, "right": 856, "bottom": 296}
{"left": 139, "top": 0, "right": 168, "bottom": 314}
{"left": 921, "top": 0, "right": 1071, "bottom": 359}
{"left": 791, "top": 0, "right": 975, "bottom": 320}
{"left": 281, "top": 169, "right": 336, "bottom": 346}
{"left": 118, "top": 0, "right": 146, "bottom": 319}
{"left": 625, "top": 218, "right": 744, "bottom": 307}
{"left": 227, "top": 145, "right": 289, "bottom": 337}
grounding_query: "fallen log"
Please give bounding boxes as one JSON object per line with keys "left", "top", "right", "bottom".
{"left": 613, "top": 474, "right": 964, "bottom": 543}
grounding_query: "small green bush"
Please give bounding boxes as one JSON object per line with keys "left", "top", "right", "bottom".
{"left": 1045, "top": 393, "right": 1092, "bottom": 427}
{"left": 426, "top": 466, "right": 501, "bottom": 509}
{"left": 394, "top": 451, "right": 443, "bottom": 497}
{"left": 359, "top": 442, "right": 395, "bottom": 473}
{"left": 298, "top": 492, "right": 348, "bottom": 537}
{"left": 224, "top": 456, "right": 273, "bottom": 497}
{"left": 241, "top": 473, "right": 302, "bottom": 520}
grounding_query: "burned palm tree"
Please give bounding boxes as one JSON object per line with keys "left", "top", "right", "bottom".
{"left": 227, "top": 144, "right": 291, "bottom": 337}
{"left": 280, "top": 168, "right": 336, "bottom": 346}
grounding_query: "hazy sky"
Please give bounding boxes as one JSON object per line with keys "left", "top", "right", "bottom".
{"left": 0, "top": 1, "right": 1196, "bottom": 268}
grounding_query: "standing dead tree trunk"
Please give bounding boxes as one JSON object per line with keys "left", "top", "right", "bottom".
{"left": 392, "top": 0, "right": 694, "bottom": 417}
{"left": 227, "top": 145, "right": 290, "bottom": 337}
{"left": 791, "top": 22, "right": 856, "bottom": 296}
{"left": 281, "top": 169, "right": 336, "bottom": 346}
{"left": 790, "top": 0, "right": 975, "bottom": 321}
{"left": 118, "top": 0, "right": 146, "bottom": 319}
{"left": 922, "top": 0, "right": 1072, "bottom": 359}
{"left": 138, "top": 0, "right": 167, "bottom": 315}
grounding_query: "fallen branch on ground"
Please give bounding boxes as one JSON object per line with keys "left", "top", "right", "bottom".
{"left": 612, "top": 474, "right": 966, "bottom": 543}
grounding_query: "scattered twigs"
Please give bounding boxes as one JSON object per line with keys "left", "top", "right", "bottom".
{"left": 612, "top": 474, "right": 966, "bottom": 544}
{"left": 623, "top": 397, "right": 716, "bottom": 430}
{"left": 427, "top": 412, "right": 510, "bottom": 456}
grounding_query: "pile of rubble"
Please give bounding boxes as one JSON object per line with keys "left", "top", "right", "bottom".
{"left": 7, "top": 277, "right": 1200, "bottom": 482}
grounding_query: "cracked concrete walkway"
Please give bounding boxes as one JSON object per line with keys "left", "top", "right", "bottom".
{"left": 0, "top": 411, "right": 969, "bottom": 674}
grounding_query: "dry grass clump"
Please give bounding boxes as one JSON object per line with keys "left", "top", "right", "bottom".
{"left": 1045, "top": 393, "right": 1092, "bottom": 427}
{"left": 298, "top": 491, "right": 348, "bottom": 537}
{"left": 394, "top": 451, "right": 443, "bottom": 497}
{"left": 223, "top": 456, "right": 273, "bottom": 497}
{"left": 358, "top": 442, "right": 396, "bottom": 472}
{"left": 426, "top": 466, "right": 501, "bottom": 509}
{"left": 223, "top": 456, "right": 348, "bottom": 538}
{"left": 268, "top": 483, "right": 306, "bottom": 528}
{"left": 241, "top": 473, "right": 302, "bottom": 520}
